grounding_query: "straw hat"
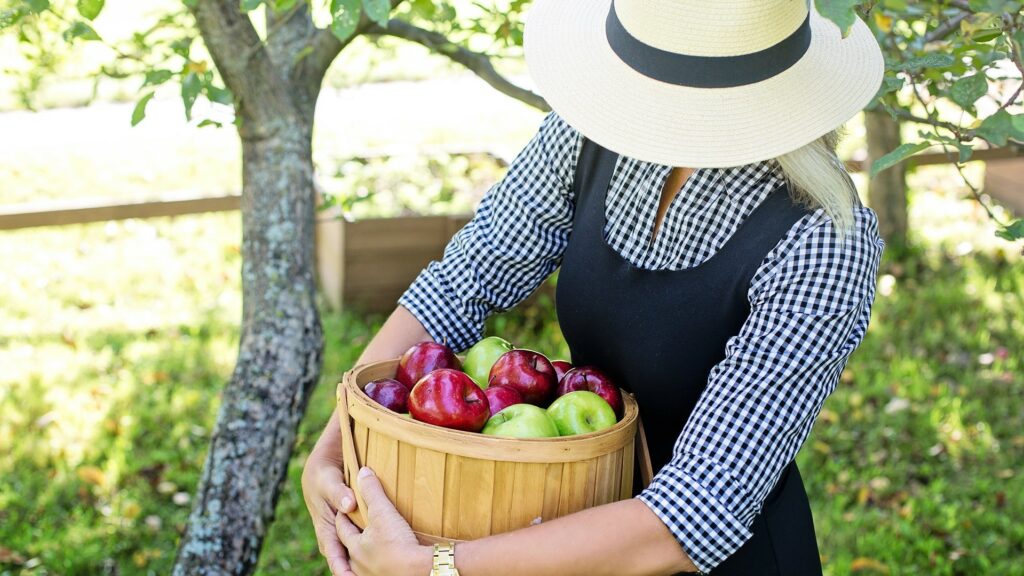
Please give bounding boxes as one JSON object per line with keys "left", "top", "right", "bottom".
{"left": 523, "top": 0, "right": 884, "bottom": 168}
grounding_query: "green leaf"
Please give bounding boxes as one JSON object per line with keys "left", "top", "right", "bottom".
{"left": 975, "top": 109, "right": 1023, "bottom": 146}
{"left": 880, "top": 75, "right": 904, "bottom": 94}
{"left": 898, "top": 53, "right": 956, "bottom": 72}
{"left": 1, "top": 8, "right": 24, "bottom": 29}
{"left": 410, "top": 0, "right": 435, "bottom": 18}
{"left": 869, "top": 141, "right": 930, "bottom": 178}
{"left": 1012, "top": 113, "right": 1024, "bottom": 137}
{"left": 205, "top": 83, "right": 233, "bottom": 106}
{"left": 197, "top": 119, "right": 222, "bottom": 128}
{"left": 272, "top": 0, "right": 297, "bottom": 11}
{"left": 142, "top": 69, "right": 173, "bottom": 87}
{"left": 181, "top": 72, "right": 201, "bottom": 121}
{"left": 62, "top": 21, "right": 101, "bottom": 42}
{"left": 76, "top": 0, "right": 103, "bottom": 20}
{"left": 24, "top": 0, "right": 49, "bottom": 13}
{"left": 995, "top": 219, "right": 1024, "bottom": 241}
{"left": 131, "top": 91, "right": 155, "bottom": 126}
{"left": 956, "top": 143, "right": 974, "bottom": 164}
{"left": 362, "top": 0, "right": 389, "bottom": 27}
{"left": 815, "top": 0, "right": 859, "bottom": 38}
{"left": 969, "top": 0, "right": 1020, "bottom": 12}
{"left": 239, "top": 0, "right": 263, "bottom": 11}
{"left": 330, "top": 0, "right": 361, "bottom": 41}
{"left": 971, "top": 28, "right": 1002, "bottom": 42}
{"left": 950, "top": 73, "right": 988, "bottom": 110}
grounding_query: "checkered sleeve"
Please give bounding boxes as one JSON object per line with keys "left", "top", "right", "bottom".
{"left": 398, "top": 111, "right": 581, "bottom": 352}
{"left": 636, "top": 206, "right": 885, "bottom": 573}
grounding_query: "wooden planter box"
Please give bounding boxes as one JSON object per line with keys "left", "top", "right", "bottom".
{"left": 314, "top": 207, "right": 473, "bottom": 313}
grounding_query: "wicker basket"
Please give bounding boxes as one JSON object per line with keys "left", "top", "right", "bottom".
{"left": 337, "top": 358, "right": 640, "bottom": 543}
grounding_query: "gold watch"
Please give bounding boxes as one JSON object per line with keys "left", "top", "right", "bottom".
{"left": 431, "top": 542, "right": 460, "bottom": 576}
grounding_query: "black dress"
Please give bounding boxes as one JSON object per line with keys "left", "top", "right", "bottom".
{"left": 554, "top": 137, "right": 825, "bottom": 575}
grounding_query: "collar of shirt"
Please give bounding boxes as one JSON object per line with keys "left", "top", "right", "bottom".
{"left": 642, "top": 157, "right": 785, "bottom": 202}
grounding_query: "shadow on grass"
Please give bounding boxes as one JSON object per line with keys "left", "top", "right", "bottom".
{"left": 0, "top": 313, "right": 239, "bottom": 575}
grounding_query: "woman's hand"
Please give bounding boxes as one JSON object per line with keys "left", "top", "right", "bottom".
{"left": 336, "top": 466, "right": 432, "bottom": 576}
{"left": 301, "top": 411, "right": 358, "bottom": 576}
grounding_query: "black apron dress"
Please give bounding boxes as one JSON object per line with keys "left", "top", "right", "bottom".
{"left": 554, "top": 137, "right": 824, "bottom": 575}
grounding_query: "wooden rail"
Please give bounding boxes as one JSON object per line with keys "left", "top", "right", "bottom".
{"left": 0, "top": 146, "right": 1019, "bottom": 232}
{"left": 0, "top": 192, "right": 241, "bottom": 231}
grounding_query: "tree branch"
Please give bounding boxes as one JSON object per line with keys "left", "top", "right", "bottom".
{"left": 364, "top": 18, "right": 549, "bottom": 112}
{"left": 878, "top": 103, "right": 963, "bottom": 134}
{"left": 265, "top": 2, "right": 321, "bottom": 116}
{"left": 190, "top": 0, "right": 298, "bottom": 136}
{"left": 299, "top": 0, "right": 406, "bottom": 87}
{"left": 924, "top": 10, "right": 970, "bottom": 44}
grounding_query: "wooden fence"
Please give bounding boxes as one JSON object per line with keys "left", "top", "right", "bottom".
{"left": 2, "top": 146, "right": 1020, "bottom": 312}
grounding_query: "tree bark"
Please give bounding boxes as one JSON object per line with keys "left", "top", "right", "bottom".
{"left": 173, "top": 124, "right": 323, "bottom": 576}
{"left": 173, "top": 2, "right": 325, "bottom": 574}
{"left": 865, "top": 108, "right": 909, "bottom": 251}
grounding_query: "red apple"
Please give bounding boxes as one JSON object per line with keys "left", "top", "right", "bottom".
{"left": 408, "top": 369, "right": 490, "bottom": 432}
{"left": 484, "top": 385, "right": 525, "bottom": 416}
{"left": 551, "top": 360, "right": 573, "bottom": 383}
{"left": 364, "top": 378, "right": 409, "bottom": 413}
{"left": 488, "top": 349, "right": 557, "bottom": 406}
{"left": 395, "top": 341, "right": 461, "bottom": 389}
{"left": 556, "top": 367, "right": 624, "bottom": 419}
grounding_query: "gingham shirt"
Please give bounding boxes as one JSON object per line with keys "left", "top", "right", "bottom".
{"left": 398, "top": 111, "right": 884, "bottom": 573}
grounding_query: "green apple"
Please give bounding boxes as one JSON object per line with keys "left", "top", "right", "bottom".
{"left": 481, "top": 404, "right": 559, "bottom": 438}
{"left": 546, "top": 391, "right": 617, "bottom": 436}
{"left": 463, "top": 336, "right": 515, "bottom": 388}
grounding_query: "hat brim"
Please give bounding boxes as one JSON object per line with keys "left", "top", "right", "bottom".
{"left": 523, "top": 0, "right": 884, "bottom": 168}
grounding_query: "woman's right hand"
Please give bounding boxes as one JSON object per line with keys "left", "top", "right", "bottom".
{"left": 303, "top": 304, "right": 435, "bottom": 574}
{"left": 302, "top": 410, "right": 358, "bottom": 576}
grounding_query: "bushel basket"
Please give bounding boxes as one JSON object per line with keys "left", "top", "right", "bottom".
{"left": 337, "top": 358, "right": 640, "bottom": 543}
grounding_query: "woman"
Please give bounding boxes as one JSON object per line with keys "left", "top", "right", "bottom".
{"left": 303, "top": 0, "right": 886, "bottom": 574}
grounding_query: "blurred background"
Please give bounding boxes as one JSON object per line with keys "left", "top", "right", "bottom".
{"left": 1, "top": 1, "right": 1022, "bottom": 575}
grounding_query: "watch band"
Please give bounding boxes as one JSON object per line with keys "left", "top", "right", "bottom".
{"left": 431, "top": 542, "right": 460, "bottom": 576}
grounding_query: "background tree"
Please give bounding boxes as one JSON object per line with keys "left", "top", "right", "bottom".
{"left": 0, "top": 0, "right": 1020, "bottom": 573}
{"left": 826, "top": 0, "right": 1024, "bottom": 250}
{"left": 2, "top": 0, "right": 544, "bottom": 573}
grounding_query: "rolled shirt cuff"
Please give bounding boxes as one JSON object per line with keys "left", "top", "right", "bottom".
{"left": 397, "top": 266, "right": 483, "bottom": 353}
{"left": 635, "top": 461, "right": 754, "bottom": 573}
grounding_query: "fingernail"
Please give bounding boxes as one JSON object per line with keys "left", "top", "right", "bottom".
{"left": 358, "top": 466, "right": 373, "bottom": 478}
{"left": 341, "top": 496, "right": 352, "bottom": 510}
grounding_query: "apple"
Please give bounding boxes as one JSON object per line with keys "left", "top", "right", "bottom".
{"left": 408, "top": 369, "right": 490, "bottom": 432}
{"left": 463, "top": 336, "right": 515, "bottom": 388}
{"left": 556, "top": 367, "right": 624, "bottom": 418}
{"left": 488, "top": 349, "right": 558, "bottom": 406}
{"left": 395, "top": 341, "right": 461, "bottom": 389}
{"left": 482, "top": 404, "right": 559, "bottom": 438}
{"left": 484, "top": 385, "right": 525, "bottom": 416}
{"left": 551, "top": 360, "right": 573, "bottom": 383}
{"left": 546, "top": 391, "right": 617, "bottom": 436}
{"left": 364, "top": 378, "right": 409, "bottom": 413}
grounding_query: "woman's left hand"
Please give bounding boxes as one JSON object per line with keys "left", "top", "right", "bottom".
{"left": 335, "top": 467, "right": 433, "bottom": 576}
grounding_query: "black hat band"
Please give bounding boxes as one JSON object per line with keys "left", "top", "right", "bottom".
{"left": 605, "top": 0, "right": 813, "bottom": 88}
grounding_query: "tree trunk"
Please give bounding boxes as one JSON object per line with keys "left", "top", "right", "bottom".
{"left": 173, "top": 122, "right": 323, "bottom": 575}
{"left": 865, "top": 108, "right": 909, "bottom": 251}
{"left": 171, "top": 2, "right": 367, "bottom": 572}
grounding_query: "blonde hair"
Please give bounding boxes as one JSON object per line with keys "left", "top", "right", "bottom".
{"left": 772, "top": 124, "right": 859, "bottom": 241}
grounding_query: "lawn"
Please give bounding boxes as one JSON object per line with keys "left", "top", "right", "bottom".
{"left": 1, "top": 95, "right": 1022, "bottom": 574}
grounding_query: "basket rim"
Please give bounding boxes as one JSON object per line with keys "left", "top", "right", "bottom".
{"left": 339, "top": 358, "right": 639, "bottom": 463}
